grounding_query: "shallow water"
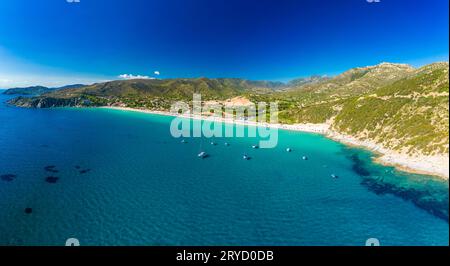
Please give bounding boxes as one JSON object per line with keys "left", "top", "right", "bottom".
{"left": 0, "top": 93, "right": 448, "bottom": 246}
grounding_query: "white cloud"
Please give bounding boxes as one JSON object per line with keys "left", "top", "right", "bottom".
{"left": 154, "top": 71, "right": 160, "bottom": 75}
{"left": 0, "top": 78, "right": 12, "bottom": 88}
{"left": 118, "top": 74, "right": 154, "bottom": 80}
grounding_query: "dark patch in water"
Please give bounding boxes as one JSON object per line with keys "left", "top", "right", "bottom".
{"left": 1, "top": 174, "right": 17, "bottom": 182}
{"left": 349, "top": 154, "right": 371, "bottom": 176}
{"left": 45, "top": 176, "right": 59, "bottom": 183}
{"left": 75, "top": 165, "right": 81, "bottom": 169}
{"left": 24, "top": 208, "right": 33, "bottom": 214}
{"left": 79, "top": 169, "right": 91, "bottom": 174}
{"left": 345, "top": 150, "right": 449, "bottom": 222}
{"left": 361, "top": 176, "right": 449, "bottom": 222}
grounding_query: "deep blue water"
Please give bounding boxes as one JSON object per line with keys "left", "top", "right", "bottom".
{"left": 0, "top": 92, "right": 448, "bottom": 246}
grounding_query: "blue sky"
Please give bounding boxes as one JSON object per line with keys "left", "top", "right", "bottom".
{"left": 0, "top": 0, "right": 448, "bottom": 87}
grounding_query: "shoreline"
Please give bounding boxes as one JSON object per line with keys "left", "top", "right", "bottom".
{"left": 102, "top": 106, "right": 449, "bottom": 180}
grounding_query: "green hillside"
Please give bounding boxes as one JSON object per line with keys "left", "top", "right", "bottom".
{"left": 333, "top": 63, "right": 449, "bottom": 155}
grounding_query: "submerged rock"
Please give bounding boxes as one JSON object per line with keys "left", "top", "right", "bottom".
{"left": 349, "top": 154, "right": 371, "bottom": 176}
{"left": 361, "top": 176, "right": 449, "bottom": 222}
{"left": 45, "top": 176, "right": 59, "bottom": 183}
{"left": 1, "top": 174, "right": 17, "bottom": 182}
{"left": 79, "top": 169, "right": 91, "bottom": 174}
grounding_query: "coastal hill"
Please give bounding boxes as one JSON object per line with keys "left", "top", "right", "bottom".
{"left": 3, "top": 86, "right": 53, "bottom": 95}
{"left": 334, "top": 63, "right": 449, "bottom": 155}
{"left": 2, "top": 84, "right": 85, "bottom": 95}
{"left": 8, "top": 62, "right": 449, "bottom": 158}
{"left": 8, "top": 78, "right": 286, "bottom": 109}
{"left": 270, "top": 62, "right": 449, "bottom": 156}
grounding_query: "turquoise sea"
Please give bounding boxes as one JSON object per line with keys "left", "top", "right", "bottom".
{"left": 0, "top": 92, "right": 448, "bottom": 246}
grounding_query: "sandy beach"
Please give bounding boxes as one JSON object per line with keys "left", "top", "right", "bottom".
{"left": 103, "top": 106, "right": 449, "bottom": 179}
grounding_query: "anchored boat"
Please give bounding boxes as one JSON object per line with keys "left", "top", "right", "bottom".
{"left": 198, "top": 151, "right": 208, "bottom": 158}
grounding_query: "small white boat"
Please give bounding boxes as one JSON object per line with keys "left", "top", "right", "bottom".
{"left": 210, "top": 141, "right": 216, "bottom": 145}
{"left": 224, "top": 142, "right": 230, "bottom": 146}
{"left": 181, "top": 139, "right": 187, "bottom": 143}
{"left": 243, "top": 154, "right": 250, "bottom": 160}
{"left": 331, "top": 174, "right": 338, "bottom": 179}
{"left": 252, "top": 145, "right": 259, "bottom": 149}
{"left": 286, "top": 148, "right": 292, "bottom": 152}
{"left": 302, "top": 156, "right": 308, "bottom": 160}
{"left": 198, "top": 151, "right": 207, "bottom": 158}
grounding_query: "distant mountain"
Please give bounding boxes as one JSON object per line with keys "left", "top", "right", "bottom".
{"left": 8, "top": 78, "right": 286, "bottom": 109}
{"left": 74, "top": 78, "right": 285, "bottom": 98}
{"left": 3, "top": 84, "right": 86, "bottom": 95}
{"left": 287, "top": 75, "right": 330, "bottom": 87}
{"left": 284, "top": 62, "right": 415, "bottom": 96}
{"left": 55, "top": 84, "right": 86, "bottom": 90}
{"left": 8, "top": 62, "right": 449, "bottom": 156}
